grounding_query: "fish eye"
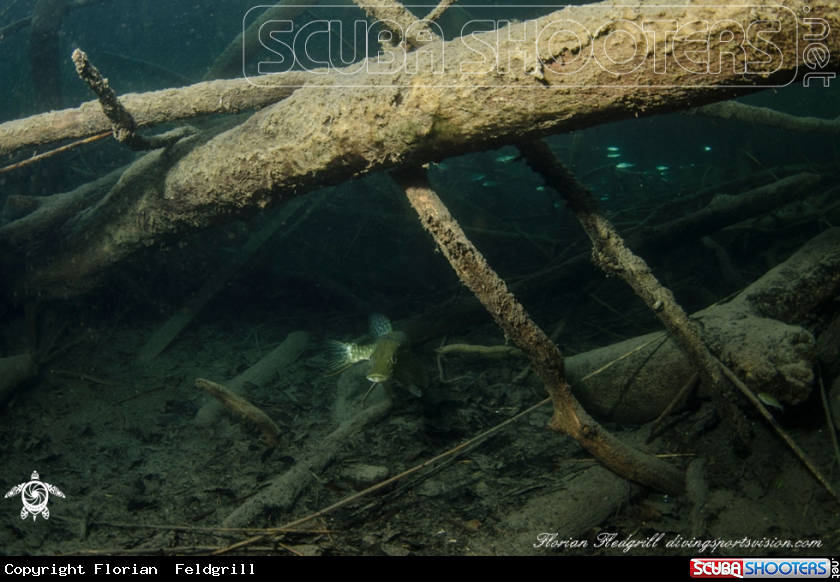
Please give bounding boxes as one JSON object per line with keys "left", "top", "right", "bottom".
{"left": 391, "top": 354, "right": 397, "bottom": 364}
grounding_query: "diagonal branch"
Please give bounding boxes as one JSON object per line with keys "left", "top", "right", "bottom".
{"left": 5, "top": 0, "right": 839, "bottom": 297}
{"left": 519, "top": 139, "right": 752, "bottom": 452}
{"left": 425, "top": 0, "right": 459, "bottom": 22}
{"left": 71, "top": 49, "right": 194, "bottom": 150}
{"left": 0, "top": 76, "right": 305, "bottom": 159}
{"left": 394, "top": 167, "right": 685, "bottom": 495}
{"left": 686, "top": 101, "right": 840, "bottom": 134}
{"left": 349, "top": 0, "right": 440, "bottom": 49}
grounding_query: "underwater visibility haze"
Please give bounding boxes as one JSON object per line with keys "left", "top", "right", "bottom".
{"left": 0, "top": 0, "right": 839, "bottom": 558}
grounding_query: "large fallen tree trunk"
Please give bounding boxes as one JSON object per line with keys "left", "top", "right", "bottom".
{"left": 566, "top": 227, "right": 840, "bottom": 423}
{"left": 393, "top": 227, "right": 839, "bottom": 425}
{"left": 5, "top": 0, "right": 839, "bottom": 297}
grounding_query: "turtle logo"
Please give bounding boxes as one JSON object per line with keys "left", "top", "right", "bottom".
{"left": 4, "top": 471, "right": 65, "bottom": 521}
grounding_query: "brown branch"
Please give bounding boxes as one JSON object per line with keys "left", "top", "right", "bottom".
{"left": 686, "top": 101, "right": 840, "bottom": 133}
{"left": 0, "top": 76, "right": 304, "bottom": 159}
{"left": 195, "top": 378, "right": 283, "bottom": 447}
{"left": 519, "top": 139, "right": 751, "bottom": 452}
{"left": 7, "top": 0, "right": 839, "bottom": 297}
{"left": 71, "top": 49, "right": 195, "bottom": 150}
{"left": 348, "top": 0, "right": 440, "bottom": 49}
{"left": 218, "top": 395, "right": 553, "bottom": 553}
{"left": 0, "top": 166, "right": 124, "bottom": 247}
{"left": 632, "top": 172, "right": 822, "bottom": 254}
{"left": 0, "top": 131, "right": 109, "bottom": 175}
{"left": 425, "top": 0, "right": 458, "bottom": 22}
{"left": 717, "top": 358, "right": 838, "bottom": 504}
{"left": 394, "top": 167, "right": 684, "bottom": 495}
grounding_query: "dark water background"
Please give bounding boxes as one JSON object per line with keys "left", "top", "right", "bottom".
{"left": 0, "top": 0, "right": 838, "bottom": 557}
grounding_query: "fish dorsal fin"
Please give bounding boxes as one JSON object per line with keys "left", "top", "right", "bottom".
{"left": 369, "top": 313, "right": 393, "bottom": 339}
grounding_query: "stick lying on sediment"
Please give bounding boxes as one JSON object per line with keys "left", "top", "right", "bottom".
{"left": 435, "top": 343, "right": 525, "bottom": 358}
{"left": 195, "top": 378, "right": 283, "bottom": 447}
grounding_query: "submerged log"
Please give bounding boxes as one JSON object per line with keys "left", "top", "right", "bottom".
{"left": 566, "top": 228, "right": 840, "bottom": 423}
{"left": 7, "top": 0, "right": 835, "bottom": 297}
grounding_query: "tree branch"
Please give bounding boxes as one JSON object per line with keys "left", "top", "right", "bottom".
{"left": 395, "top": 167, "right": 685, "bottom": 495}
{"left": 519, "top": 139, "right": 751, "bottom": 452}
{"left": 5, "top": 0, "right": 838, "bottom": 296}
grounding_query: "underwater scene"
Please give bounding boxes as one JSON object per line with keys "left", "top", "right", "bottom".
{"left": 0, "top": 0, "right": 839, "bottom": 558}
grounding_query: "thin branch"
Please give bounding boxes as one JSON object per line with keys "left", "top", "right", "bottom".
{"left": 819, "top": 371, "right": 840, "bottom": 470}
{"left": 718, "top": 357, "right": 839, "bottom": 504}
{"left": 0, "top": 75, "right": 305, "bottom": 159}
{"left": 71, "top": 49, "right": 195, "bottom": 150}
{"left": 348, "top": 0, "right": 440, "bottom": 49}
{"left": 687, "top": 101, "right": 840, "bottom": 134}
{"left": 0, "top": 131, "right": 109, "bottom": 174}
{"left": 425, "top": 0, "right": 458, "bottom": 22}
{"left": 394, "top": 167, "right": 685, "bottom": 495}
{"left": 519, "top": 139, "right": 752, "bottom": 452}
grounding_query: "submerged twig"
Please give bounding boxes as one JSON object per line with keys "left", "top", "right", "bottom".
{"left": 0, "top": 132, "right": 110, "bottom": 174}
{"left": 425, "top": 0, "right": 458, "bottom": 22}
{"left": 435, "top": 343, "right": 525, "bottom": 358}
{"left": 687, "top": 101, "right": 840, "bottom": 134}
{"left": 71, "top": 49, "right": 195, "bottom": 151}
{"left": 647, "top": 372, "right": 699, "bottom": 444}
{"left": 819, "top": 371, "right": 840, "bottom": 470}
{"left": 195, "top": 378, "right": 282, "bottom": 447}
{"left": 717, "top": 358, "right": 839, "bottom": 504}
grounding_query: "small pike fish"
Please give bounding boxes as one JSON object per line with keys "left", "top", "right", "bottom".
{"left": 757, "top": 392, "right": 785, "bottom": 413}
{"left": 325, "top": 314, "right": 427, "bottom": 397}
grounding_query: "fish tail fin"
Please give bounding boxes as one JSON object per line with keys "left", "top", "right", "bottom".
{"left": 324, "top": 340, "right": 356, "bottom": 376}
{"left": 369, "top": 313, "right": 393, "bottom": 338}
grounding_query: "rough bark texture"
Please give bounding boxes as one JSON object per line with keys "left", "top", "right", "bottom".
{"left": 520, "top": 140, "right": 751, "bottom": 449}
{"left": 195, "top": 331, "right": 311, "bottom": 432}
{"left": 687, "top": 101, "right": 840, "bottom": 134}
{"left": 397, "top": 169, "right": 685, "bottom": 495}
{"left": 7, "top": 0, "right": 836, "bottom": 297}
{"left": 566, "top": 228, "right": 840, "bottom": 424}
{"left": 0, "top": 77, "right": 304, "bottom": 159}
{"left": 0, "top": 167, "right": 124, "bottom": 248}
{"left": 195, "top": 378, "right": 284, "bottom": 447}
{"left": 222, "top": 393, "right": 393, "bottom": 527}
{"left": 350, "top": 0, "right": 440, "bottom": 48}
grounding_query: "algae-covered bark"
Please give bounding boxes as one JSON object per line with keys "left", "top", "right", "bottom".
{"left": 519, "top": 140, "right": 751, "bottom": 450}
{"left": 6, "top": 0, "right": 839, "bottom": 296}
{"left": 397, "top": 168, "right": 685, "bottom": 495}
